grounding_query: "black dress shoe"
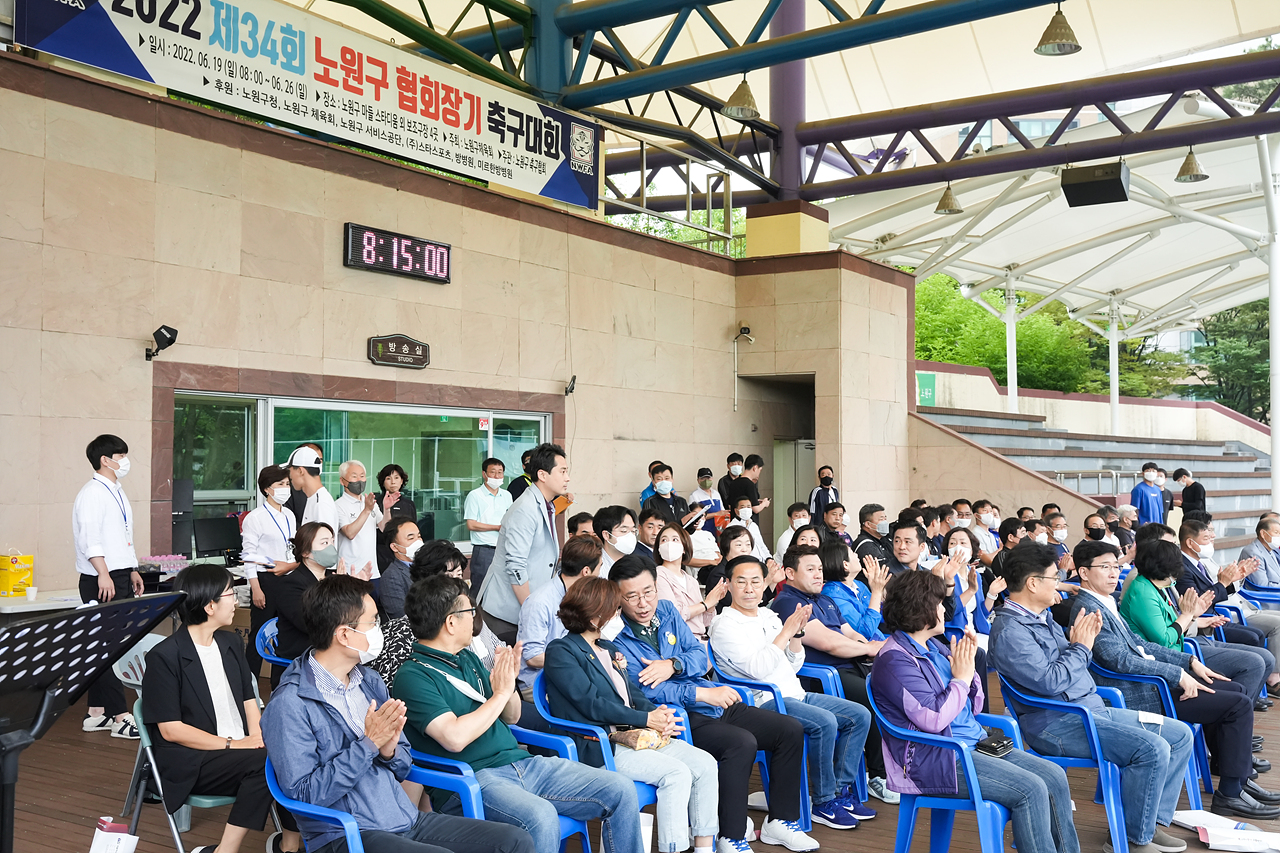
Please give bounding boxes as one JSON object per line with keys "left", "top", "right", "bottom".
{"left": 1255, "top": 757, "right": 1272, "bottom": 773}
{"left": 1245, "top": 779, "right": 1280, "bottom": 804}
{"left": 1254, "top": 741, "right": 1264, "bottom": 753}
{"left": 1255, "top": 699, "right": 1270, "bottom": 712}
{"left": 1211, "top": 791, "right": 1280, "bottom": 819}
{"left": 1254, "top": 735, "right": 1266, "bottom": 746}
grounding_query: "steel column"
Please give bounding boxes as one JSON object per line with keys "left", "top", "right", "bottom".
{"left": 1260, "top": 134, "right": 1280, "bottom": 510}
{"left": 1108, "top": 302, "right": 1121, "bottom": 435}
{"left": 770, "top": 0, "right": 804, "bottom": 199}
{"left": 527, "top": 0, "right": 572, "bottom": 94}
{"left": 1005, "top": 285, "right": 1019, "bottom": 414}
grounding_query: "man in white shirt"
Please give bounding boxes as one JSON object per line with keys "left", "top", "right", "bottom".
{"left": 464, "top": 457, "right": 513, "bottom": 593}
{"left": 72, "top": 434, "right": 144, "bottom": 739}
{"left": 335, "top": 461, "right": 382, "bottom": 580}
{"left": 240, "top": 464, "right": 298, "bottom": 677}
{"left": 774, "top": 503, "right": 811, "bottom": 563}
{"left": 288, "top": 446, "right": 338, "bottom": 531}
{"left": 710, "top": 554, "right": 875, "bottom": 828}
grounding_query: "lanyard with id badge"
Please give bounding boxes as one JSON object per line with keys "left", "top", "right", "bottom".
{"left": 99, "top": 480, "right": 132, "bottom": 551}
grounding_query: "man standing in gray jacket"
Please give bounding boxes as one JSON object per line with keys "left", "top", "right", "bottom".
{"left": 477, "top": 443, "right": 570, "bottom": 644}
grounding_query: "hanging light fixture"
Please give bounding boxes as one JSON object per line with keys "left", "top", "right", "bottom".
{"left": 934, "top": 182, "right": 963, "bottom": 215}
{"left": 1034, "top": 3, "right": 1082, "bottom": 56}
{"left": 1175, "top": 147, "right": 1209, "bottom": 183}
{"left": 722, "top": 75, "right": 760, "bottom": 120}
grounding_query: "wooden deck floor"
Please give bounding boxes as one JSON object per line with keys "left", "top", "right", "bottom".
{"left": 15, "top": 676, "right": 1280, "bottom": 853}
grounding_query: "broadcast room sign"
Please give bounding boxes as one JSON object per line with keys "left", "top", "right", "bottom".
{"left": 14, "top": 0, "right": 601, "bottom": 209}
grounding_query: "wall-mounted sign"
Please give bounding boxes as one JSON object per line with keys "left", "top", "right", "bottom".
{"left": 344, "top": 223, "right": 450, "bottom": 282}
{"left": 14, "top": 0, "right": 601, "bottom": 208}
{"left": 368, "top": 334, "right": 429, "bottom": 369}
{"left": 916, "top": 372, "right": 936, "bottom": 407}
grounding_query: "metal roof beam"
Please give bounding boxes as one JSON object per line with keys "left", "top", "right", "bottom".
{"left": 1069, "top": 250, "right": 1256, "bottom": 317}
{"left": 1016, "top": 233, "right": 1157, "bottom": 320}
{"left": 558, "top": 0, "right": 1057, "bottom": 108}
{"left": 1122, "top": 265, "right": 1241, "bottom": 336}
{"left": 1127, "top": 191, "right": 1265, "bottom": 244}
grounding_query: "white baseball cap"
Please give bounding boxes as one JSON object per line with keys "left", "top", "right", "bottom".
{"left": 287, "top": 447, "right": 322, "bottom": 471}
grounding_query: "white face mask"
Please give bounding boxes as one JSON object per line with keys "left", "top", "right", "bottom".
{"left": 349, "top": 623, "right": 384, "bottom": 665}
{"left": 1034, "top": 532, "right": 1049, "bottom": 545}
{"left": 954, "top": 517, "right": 971, "bottom": 529}
{"left": 658, "top": 540, "right": 683, "bottom": 562}
{"left": 610, "top": 531, "right": 637, "bottom": 555}
{"left": 112, "top": 456, "right": 131, "bottom": 478}
{"left": 486, "top": 477, "right": 503, "bottom": 489}
{"left": 737, "top": 507, "right": 753, "bottom": 521}
{"left": 792, "top": 517, "right": 809, "bottom": 530}
{"left": 1052, "top": 528, "right": 1069, "bottom": 543}
{"left": 875, "top": 520, "right": 891, "bottom": 536}
{"left": 841, "top": 513, "right": 852, "bottom": 528}
{"left": 949, "top": 545, "right": 972, "bottom": 563}
{"left": 978, "top": 512, "right": 994, "bottom": 527}
{"left": 730, "top": 464, "right": 743, "bottom": 476}
{"left": 1144, "top": 470, "right": 1158, "bottom": 482}
{"left": 272, "top": 486, "right": 292, "bottom": 504}
{"left": 1155, "top": 476, "right": 1166, "bottom": 487}
{"left": 655, "top": 481, "right": 674, "bottom": 495}
{"left": 403, "top": 539, "right": 424, "bottom": 561}
{"left": 1194, "top": 540, "right": 1215, "bottom": 562}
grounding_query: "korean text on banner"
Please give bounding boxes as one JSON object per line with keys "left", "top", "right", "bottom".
{"left": 13, "top": 0, "right": 601, "bottom": 208}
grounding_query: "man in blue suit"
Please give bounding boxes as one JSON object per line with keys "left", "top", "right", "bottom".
{"left": 477, "top": 443, "right": 569, "bottom": 644}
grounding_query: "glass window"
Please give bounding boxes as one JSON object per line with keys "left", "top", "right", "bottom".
{"left": 272, "top": 405, "right": 498, "bottom": 542}
{"left": 492, "top": 416, "right": 542, "bottom": 487}
{"left": 174, "top": 397, "right": 255, "bottom": 493}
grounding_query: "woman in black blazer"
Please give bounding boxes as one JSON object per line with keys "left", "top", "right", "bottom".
{"left": 544, "top": 577, "right": 719, "bottom": 853}
{"left": 141, "top": 564, "right": 301, "bottom": 853}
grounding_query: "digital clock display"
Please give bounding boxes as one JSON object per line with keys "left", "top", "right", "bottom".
{"left": 343, "top": 223, "right": 451, "bottom": 283}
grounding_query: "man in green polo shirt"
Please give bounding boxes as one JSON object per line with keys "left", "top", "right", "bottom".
{"left": 392, "top": 576, "right": 644, "bottom": 853}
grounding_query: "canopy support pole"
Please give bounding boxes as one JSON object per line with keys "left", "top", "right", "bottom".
{"left": 1108, "top": 301, "right": 1121, "bottom": 436}
{"left": 1005, "top": 284, "right": 1019, "bottom": 414}
{"left": 1260, "top": 134, "right": 1280, "bottom": 511}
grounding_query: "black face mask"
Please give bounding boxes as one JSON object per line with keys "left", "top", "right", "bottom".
{"left": 820, "top": 476, "right": 833, "bottom": 487}
{"left": 1086, "top": 528, "right": 1106, "bottom": 541}
{"left": 1107, "top": 520, "right": 1120, "bottom": 533}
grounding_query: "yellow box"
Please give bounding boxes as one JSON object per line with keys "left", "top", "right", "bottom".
{"left": 0, "top": 555, "right": 33, "bottom": 597}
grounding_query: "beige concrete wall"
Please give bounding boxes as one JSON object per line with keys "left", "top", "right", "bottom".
{"left": 1, "top": 58, "right": 897, "bottom": 590}
{"left": 921, "top": 363, "right": 1271, "bottom": 453}
{"left": 909, "top": 414, "right": 1102, "bottom": 521}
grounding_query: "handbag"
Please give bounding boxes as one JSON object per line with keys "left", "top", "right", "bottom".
{"left": 608, "top": 728, "right": 670, "bottom": 751}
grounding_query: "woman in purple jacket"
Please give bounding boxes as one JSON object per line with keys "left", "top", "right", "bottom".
{"left": 869, "top": 571, "right": 1080, "bottom": 853}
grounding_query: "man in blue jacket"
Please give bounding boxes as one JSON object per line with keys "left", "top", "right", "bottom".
{"left": 261, "top": 574, "right": 533, "bottom": 853}
{"left": 609, "top": 555, "right": 816, "bottom": 853}
{"left": 990, "top": 542, "right": 1194, "bottom": 853}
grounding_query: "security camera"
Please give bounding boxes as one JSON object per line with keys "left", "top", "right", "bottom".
{"left": 146, "top": 325, "right": 178, "bottom": 361}
{"left": 734, "top": 326, "right": 756, "bottom": 344}
{"left": 739, "top": 326, "right": 751, "bottom": 336}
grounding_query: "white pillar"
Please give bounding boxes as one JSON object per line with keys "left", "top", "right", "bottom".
{"left": 1109, "top": 302, "right": 1121, "bottom": 436}
{"left": 1259, "top": 135, "right": 1280, "bottom": 510}
{"left": 1005, "top": 285, "right": 1019, "bottom": 414}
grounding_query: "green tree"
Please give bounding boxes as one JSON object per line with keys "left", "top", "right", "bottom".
{"left": 1221, "top": 38, "right": 1279, "bottom": 105}
{"left": 1076, "top": 334, "right": 1187, "bottom": 398}
{"left": 1189, "top": 298, "right": 1270, "bottom": 424}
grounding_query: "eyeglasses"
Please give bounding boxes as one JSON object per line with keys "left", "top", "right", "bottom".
{"left": 219, "top": 590, "right": 236, "bottom": 599}
{"left": 348, "top": 615, "right": 383, "bottom": 630}
{"left": 449, "top": 607, "right": 477, "bottom": 617}
{"left": 622, "top": 589, "right": 658, "bottom": 605}
{"left": 1028, "top": 574, "right": 1060, "bottom": 584}
{"left": 1085, "top": 562, "right": 1120, "bottom": 571}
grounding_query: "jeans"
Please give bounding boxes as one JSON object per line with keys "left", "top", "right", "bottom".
{"left": 950, "top": 749, "right": 1080, "bottom": 853}
{"left": 614, "top": 738, "right": 719, "bottom": 852}
{"left": 466, "top": 756, "right": 643, "bottom": 853}
{"left": 760, "top": 692, "right": 871, "bottom": 804}
{"left": 834, "top": 667, "right": 887, "bottom": 777}
{"left": 1029, "top": 707, "right": 1193, "bottom": 845}
{"left": 311, "top": 811, "right": 534, "bottom": 853}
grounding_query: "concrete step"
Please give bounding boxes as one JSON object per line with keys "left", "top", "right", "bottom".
{"left": 918, "top": 406, "right": 1047, "bottom": 432}
{"left": 1048, "top": 471, "right": 1270, "bottom": 497}
{"left": 1207, "top": 509, "right": 1271, "bottom": 539}
{"left": 996, "top": 448, "right": 1260, "bottom": 473}
{"left": 945, "top": 424, "right": 1225, "bottom": 457}
{"left": 1203, "top": 491, "right": 1274, "bottom": 512}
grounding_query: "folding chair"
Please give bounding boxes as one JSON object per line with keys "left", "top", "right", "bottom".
{"left": 114, "top": 633, "right": 166, "bottom": 818}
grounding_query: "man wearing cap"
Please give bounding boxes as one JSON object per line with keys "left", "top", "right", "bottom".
{"left": 288, "top": 446, "right": 338, "bottom": 531}
{"left": 690, "top": 467, "right": 724, "bottom": 536}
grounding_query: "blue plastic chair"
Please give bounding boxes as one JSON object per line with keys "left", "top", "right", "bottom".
{"left": 265, "top": 756, "right": 484, "bottom": 853}
{"left": 796, "top": 661, "right": 869, "bottom": 803}
{"left": 530, "top": 672, "right": 659, "bottom": 812}
{"left": 997, "top": 674, "right": 1131, "bottom": 853}
{"left": 1241, "top": 580, "right": 1280, "bottom": 607}
{"left": 256, "top": 617, "right": 293, "bottom": 669}
{"left": 411, "top": 726, "right": 592, "bottom": 852}
{"left": 707, "top": 646, "right": 818, "bottom": 829}
{"left": 865, "top": 681, "right": 1017, "bottom": 853}
{"left": 1087, "top": 661, "right": 1209, "bottom": 803}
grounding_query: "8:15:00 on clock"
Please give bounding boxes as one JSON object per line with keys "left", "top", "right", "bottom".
{"left": 343, "top": 223, "right": 451, "bottom": 283}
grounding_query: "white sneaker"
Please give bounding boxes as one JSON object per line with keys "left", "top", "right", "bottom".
{"left": 747, "top": 791, "right": 769, "bottom": 811}
{"left": 746, "top": 816, "right": 757, "bottom": 841}
{"left": 868, "top": 776, "right": 900, "bottom": 805}
{"left": 111, "top": 713, "right": 140, "bottom": 740}
{"left": 718, "top": 837, "right": 755, "bottom": 853}
{"left": 83, "top": 713, "right": 112, "bottom": 733}
{"left": 759, "top": 818, "right": 819, "bottom": 852}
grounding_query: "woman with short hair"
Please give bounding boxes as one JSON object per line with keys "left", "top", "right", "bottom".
{"left": 142, "top": 564, "right": 301, "bottom": 853}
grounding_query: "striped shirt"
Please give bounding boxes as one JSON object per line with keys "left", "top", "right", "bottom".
{"left": 308, "top": 653, "right": 369, "bottom": 736}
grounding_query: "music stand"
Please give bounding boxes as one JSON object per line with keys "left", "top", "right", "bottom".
{"left": 0, "top": 592, "right": 184, "bottom": 853}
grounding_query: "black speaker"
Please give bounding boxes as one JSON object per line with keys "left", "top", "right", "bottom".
{"left": 1061, "top": 161, "right": 1130, "bottom": 207}
{"left": 172, "top": 478, "right": 195, "bottom": 514}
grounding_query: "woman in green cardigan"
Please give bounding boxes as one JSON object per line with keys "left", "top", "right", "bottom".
{"left": 1119, "top": 539, "right": 1216, "bottom": 648}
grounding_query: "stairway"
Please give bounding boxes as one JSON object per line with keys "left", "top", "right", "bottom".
{"left": 918, "top": 406, "right": 1273, "bottom": 561}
